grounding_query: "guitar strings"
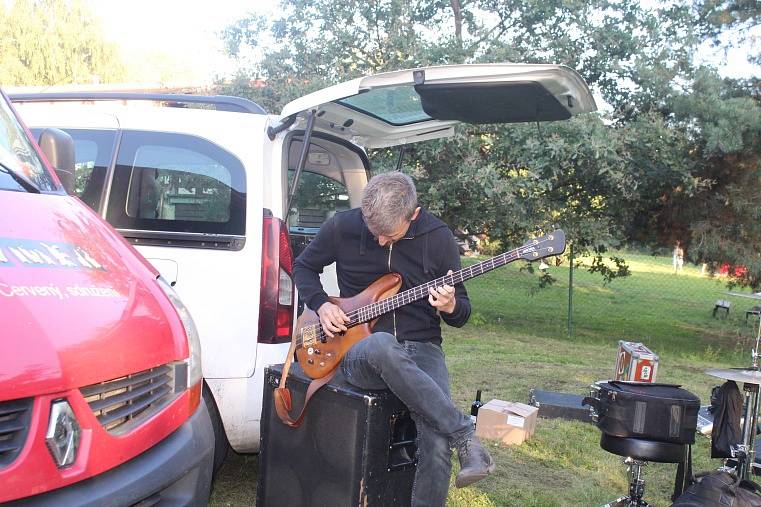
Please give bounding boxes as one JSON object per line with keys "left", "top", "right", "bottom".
{"left": 296, "top": 233, "right": 560, "bottom": 347}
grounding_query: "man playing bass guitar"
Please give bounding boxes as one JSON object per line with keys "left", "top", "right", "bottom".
{"left": 293, "top": 171, "right": 495, "bottom": 507}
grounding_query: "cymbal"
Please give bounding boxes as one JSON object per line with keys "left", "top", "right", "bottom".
{"left": 725, "top": 292, "right": 761, "bottom": 300}
{"left": 706, "top": 368, "right": 761, "bottom": 384}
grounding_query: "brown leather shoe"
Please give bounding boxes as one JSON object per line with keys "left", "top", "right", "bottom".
{"left": 455, "top": 435, "right": 496, "bottom": 488}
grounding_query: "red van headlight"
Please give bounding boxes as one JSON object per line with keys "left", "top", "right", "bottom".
{"left": 156, "top": 276, "right": 203, "bottom": 390}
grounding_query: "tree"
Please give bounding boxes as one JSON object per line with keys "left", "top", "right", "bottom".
{"left": 0, "top": 0, "right": 125, "bottom": 86}
{"left": 652, "top": 69, "right": 761, "bottom": 287}
{"left": 696, "top": 0, "right": 761, "bottom": 76}
{"left": 699, "top": 0, "right": 761, "bottom": 39}
{"left": 220, "top": 0, "right": 761, "bottom": 286}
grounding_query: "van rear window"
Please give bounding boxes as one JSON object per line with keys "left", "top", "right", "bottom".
{"left": 287, "top": 170, "right": 350, "bottom": 231}
{"left": 106, "top": 131, "right": 246, "bottom": 236}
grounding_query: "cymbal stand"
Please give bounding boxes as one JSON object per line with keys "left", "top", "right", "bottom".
{"left": 737, "top": 315, "right": 761, "bottom": 479}
{"left": 752, "top": 309, "right": 761, "bottom": 370}
{"left": 735, "top": 383, "right": 759, "bottom": 480}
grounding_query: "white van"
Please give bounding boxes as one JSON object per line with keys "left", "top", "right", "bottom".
{"left": 11, "top": 63, "right": 596, "bottom": 463}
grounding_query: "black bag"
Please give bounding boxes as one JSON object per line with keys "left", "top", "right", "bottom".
{"left": 672, "top": 471, "right": 761, "bottom": 506}
{"left": 583, "top": 381, "right": 700, "bottom": 444}
{"left": 711, "top": 380, "right": 744, "bottom": 459}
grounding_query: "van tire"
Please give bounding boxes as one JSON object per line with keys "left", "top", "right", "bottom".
{"left": 203, "top": 384, "right": 229, "bottom": 474}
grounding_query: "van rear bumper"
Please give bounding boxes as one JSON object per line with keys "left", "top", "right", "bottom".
{"left": 8, "top": 398, "right": 215, "bottom": 507}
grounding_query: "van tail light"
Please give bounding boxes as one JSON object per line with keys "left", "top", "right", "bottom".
{"left": 259, "top": 216, "right": 294, "bottom": 344}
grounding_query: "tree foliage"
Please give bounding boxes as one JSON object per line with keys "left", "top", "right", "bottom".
{"left": 654, "top": 69, "right": 761, "bottom": 286}
{"left": 698, "top": 0, "right": 761, "bottom": 66}
{"left": 0, "top": 0, "right": 125, "bottom": 86}
{"left": 221, "top": 0, "right": 761, "bottom": 288}
{"left": 700, "top": 0, "right": 761, "bottom": 33}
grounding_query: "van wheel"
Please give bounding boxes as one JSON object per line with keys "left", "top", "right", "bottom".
{"left": 203, "top": 384, "right": 229, "bottom": 474}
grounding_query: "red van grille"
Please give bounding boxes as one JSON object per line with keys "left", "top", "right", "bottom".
{"left": 81, "top": 365, "right": 174, "bottom": 433}
{"left": 0, "top": 398, "right": 33, "bottom": 469}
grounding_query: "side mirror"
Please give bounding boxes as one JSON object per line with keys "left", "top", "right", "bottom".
{"left": 37, "top": 128, "right": 75, "bottom": 194}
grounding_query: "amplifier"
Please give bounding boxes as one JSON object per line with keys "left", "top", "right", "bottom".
{"left": 257, "top": 363, "right": 417, "bottom": 507}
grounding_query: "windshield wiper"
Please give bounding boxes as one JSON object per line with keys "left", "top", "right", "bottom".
{"left": 0, "top": 161, "right": 41, "bottom": 193}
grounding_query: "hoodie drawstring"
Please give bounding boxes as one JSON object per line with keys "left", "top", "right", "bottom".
{"left": 360, "top": 225, "right": 367, "bottom": 256}
{"left": 423, "top": 232, "right": 431, "bottom": 275}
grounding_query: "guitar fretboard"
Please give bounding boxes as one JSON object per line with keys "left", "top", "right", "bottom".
{"left": 343, "top": 247, "right": 521, "bottom": 325}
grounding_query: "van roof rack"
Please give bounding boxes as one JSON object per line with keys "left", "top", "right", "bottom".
{"left": 8, "top": 93, "right": 267, "bottom": 115}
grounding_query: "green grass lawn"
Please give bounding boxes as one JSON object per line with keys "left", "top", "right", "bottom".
{"left": 211, "top": 251, "right": 759, "bottom": 506}
{"left": 442, "top": 325, "right": 721, "bottom": 506}
{"left": 464, "top": 250, "right": 760, "bottom": 364}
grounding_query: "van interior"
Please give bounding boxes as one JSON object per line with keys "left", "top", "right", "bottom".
{"left": 285, "top": 133, "right": 369, "bottom": 259}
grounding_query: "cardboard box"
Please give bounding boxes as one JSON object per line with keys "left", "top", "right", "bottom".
{"left": 475, "top": 399, "right": 538, "bottom": 445}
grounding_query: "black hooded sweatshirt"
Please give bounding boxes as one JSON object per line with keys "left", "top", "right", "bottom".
{"left": 293, "top": 207, "right": 471, "bottom": 344}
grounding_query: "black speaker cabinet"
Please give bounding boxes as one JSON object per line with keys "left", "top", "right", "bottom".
{"left": 257, "top": 363, "right": 417, "bottom": 507}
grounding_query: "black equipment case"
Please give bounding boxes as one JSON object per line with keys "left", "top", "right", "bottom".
{"left": 258, "top": 363, "right": 417, "bottom": 507}
{"left": 529, "top": 389, "right": 593, "bottom": 423}
{"left": 583, "top": 381, "right": 700, "bottom": 444}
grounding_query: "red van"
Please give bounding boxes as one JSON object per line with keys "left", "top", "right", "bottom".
{"left": 0, "top": 87, "right": 213, "bottom": 504}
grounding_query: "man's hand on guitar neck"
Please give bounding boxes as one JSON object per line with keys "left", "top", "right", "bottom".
{"left": 428, "top": 270, "right": 457, "bottom": 314}
{"left": 317, "top": 302, "right": 350, "bottom": 338}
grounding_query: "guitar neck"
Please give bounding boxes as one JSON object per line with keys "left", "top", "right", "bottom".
{"left": 346, "top": 247, "right": 522, "bottom": 326}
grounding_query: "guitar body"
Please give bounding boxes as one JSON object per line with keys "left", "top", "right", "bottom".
{"left": 295, "top": 272, "right": 402, "bottom": 379}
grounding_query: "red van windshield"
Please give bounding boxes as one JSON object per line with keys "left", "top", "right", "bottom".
{"left": 0, "top": 94, "right": 57, "bottom": 192}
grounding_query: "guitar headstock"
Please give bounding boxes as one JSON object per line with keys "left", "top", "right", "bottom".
{"left": 517, "top": 230, "right": 566, "bottom": 261}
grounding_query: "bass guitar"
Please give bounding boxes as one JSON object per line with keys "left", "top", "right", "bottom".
{"left": 274, "top": 229, "right": 566, "bottom": 427}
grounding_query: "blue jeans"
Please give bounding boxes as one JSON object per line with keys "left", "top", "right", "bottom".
{"left": 340, "top": 332, "right": 473, "bottom": 507}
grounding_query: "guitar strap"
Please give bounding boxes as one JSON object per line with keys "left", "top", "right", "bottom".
{"left": 273, "top": 335, "right": 337, "bottom": 428}
{"left": 273, "top": 214, "right": 344, "bottom": 428}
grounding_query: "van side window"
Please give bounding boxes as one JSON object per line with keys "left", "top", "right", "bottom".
{"left": 0, "top": 102, "right": 57, "bottom": 193}
{"left": 288, "top": 170, "right": 350, "bottom": 231}
{"left": 107, "top": 131, "right": 246, "bottom": 236}
{"left": 30, "top": 128, "right": 116, "bottom": 212}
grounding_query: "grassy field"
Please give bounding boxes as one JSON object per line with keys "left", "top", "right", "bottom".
{"left": 466, "top": 250, "right": 759, "bottom": 363}
{"left": 210, "top": 251, "right": 759, "bottom": 506}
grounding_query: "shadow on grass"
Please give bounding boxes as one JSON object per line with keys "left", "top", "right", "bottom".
{"left": 210, "top": 452, "right": 258, "bottom": 507}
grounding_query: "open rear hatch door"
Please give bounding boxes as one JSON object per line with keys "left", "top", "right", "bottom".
{"left": 279, "top": 63, "right": 597, "bottom": 149}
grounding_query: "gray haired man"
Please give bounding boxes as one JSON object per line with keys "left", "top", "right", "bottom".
{"left": 293, "top": 172, "right": 495, "bottom": 506}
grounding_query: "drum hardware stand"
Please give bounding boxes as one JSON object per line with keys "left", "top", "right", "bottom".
{"left": 731, "top": 444, "right": 750, "bottom": 462}
{"left": 603, "top": 458, "right": 650, "bottom": 507}
{"left": 707, "top": 310, "right": 761, "bottom": 480}
{"left": 737, "top": 382, "right": 760, "bottom": 480}
{"left": 751, "top": 314, "right": 761, "bottom": 371}
{"left": 738, "top": 315, "right": 761, "bottom": 480}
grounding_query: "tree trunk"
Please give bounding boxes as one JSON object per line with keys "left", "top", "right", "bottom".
{"left": 451, "top": 0, "right": 463, "bottom": 47}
